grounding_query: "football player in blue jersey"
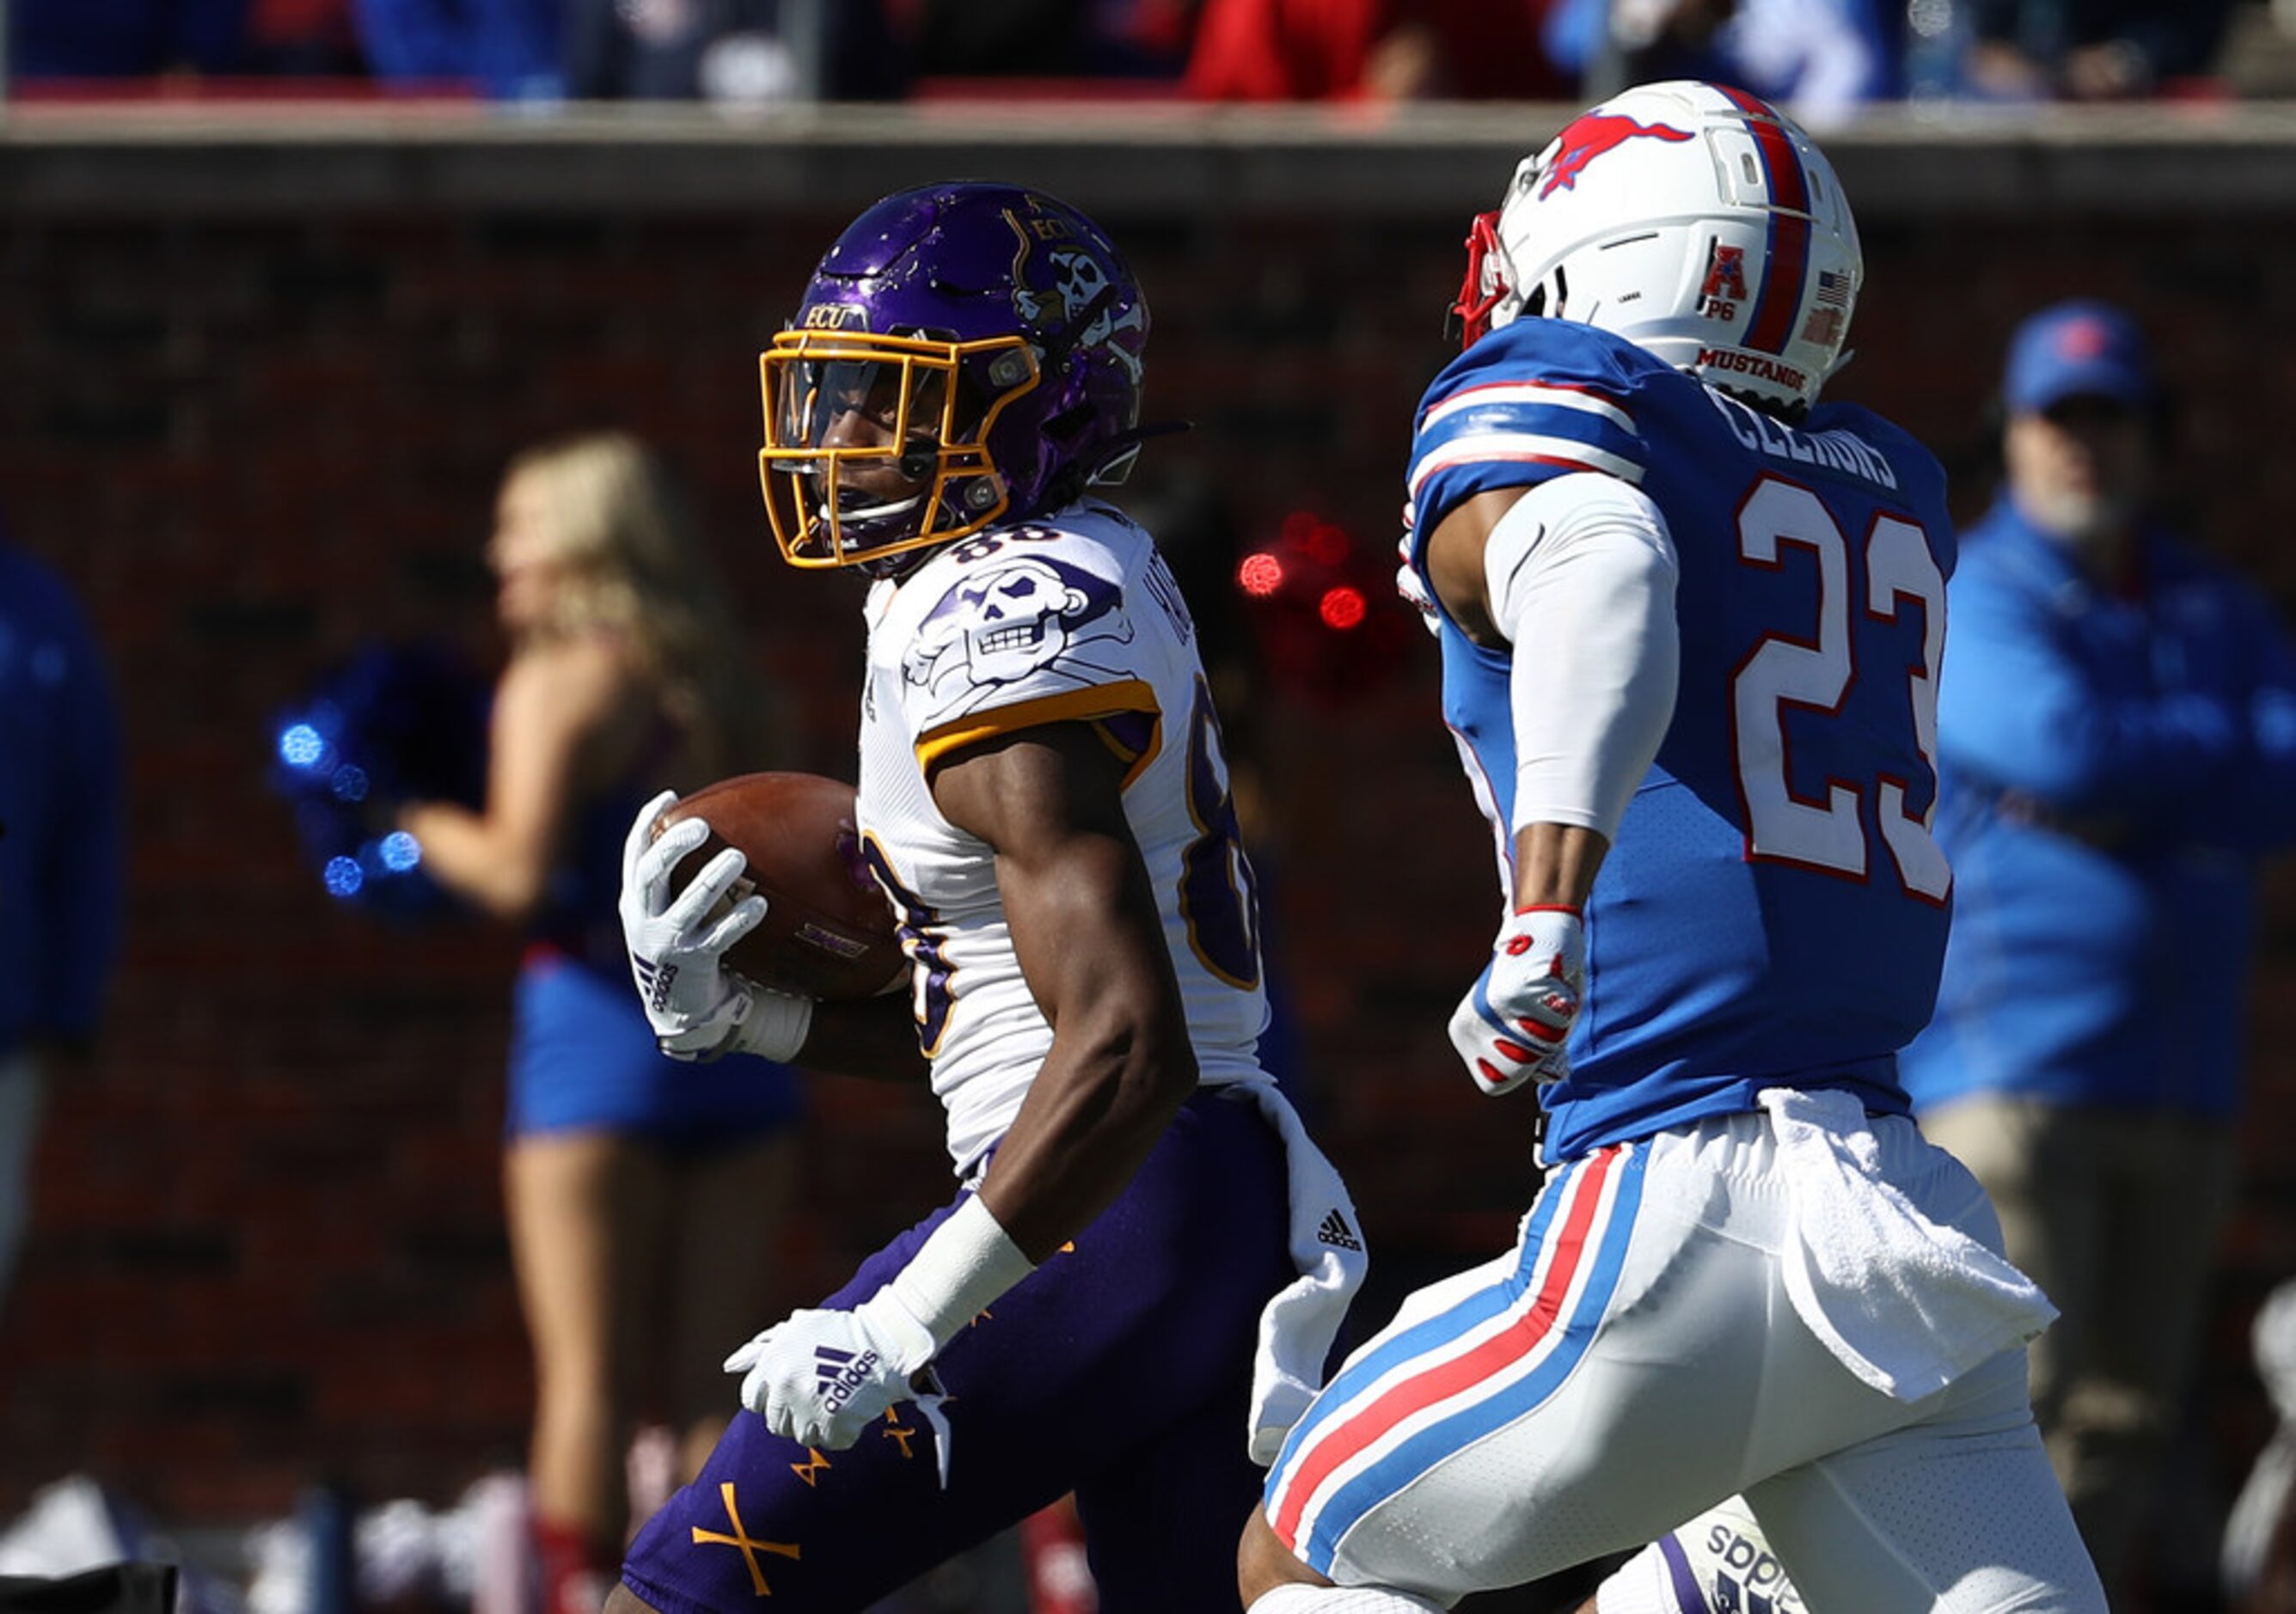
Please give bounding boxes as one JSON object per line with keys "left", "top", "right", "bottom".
{"left": 1238, "top": 81, "right": 2108, "bottom": 1614}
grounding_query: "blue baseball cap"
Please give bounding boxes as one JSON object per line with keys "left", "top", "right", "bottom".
{"left": 2002, "top": 300, "right": 2156, "bottom": 415}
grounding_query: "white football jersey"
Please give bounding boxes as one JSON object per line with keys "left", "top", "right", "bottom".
{"left": 854, "top": 499, "right": 1273, "bottom": 1177}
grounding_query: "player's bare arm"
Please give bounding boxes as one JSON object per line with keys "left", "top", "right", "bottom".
{"left": 1429, "top": 488, "right": 1613, "bottom": 910}
{"left": 1423, "top": 486, "right": 1640, "bottom": 906}
{"left": 403, "top": 636, "right": 629, "bottom": 919}
{"left": 1424, "top": 485, "right": 1535, "bottom": 648}
{"left": 710, "top": 723, "right": 1199, "bottom": 1458}
{"left": 927, "top": 719, "right": 1199, "bottom": 1262}
{"left": 1419, "top": 472, "right": 1679, "bottom": 1093}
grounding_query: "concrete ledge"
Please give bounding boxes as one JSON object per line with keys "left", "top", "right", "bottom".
{"left": 5, "top": 99, "right": 2296, "bottom": 218}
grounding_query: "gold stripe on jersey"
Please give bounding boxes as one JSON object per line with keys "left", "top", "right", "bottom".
{"left": 915, "top": 678, "right": 1165, "bottom": 786}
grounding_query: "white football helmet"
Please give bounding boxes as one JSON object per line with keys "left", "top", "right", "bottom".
{"left": 1454, "top": 80, "right": 1860, "bottom": 419}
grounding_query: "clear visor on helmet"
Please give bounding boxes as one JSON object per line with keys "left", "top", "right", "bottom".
{"left": 758, "top": 330, "right": 1039, "bottom": 571}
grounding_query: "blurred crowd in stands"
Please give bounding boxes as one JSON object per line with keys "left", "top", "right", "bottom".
{"left": 9, "top": 0, "right": 2286, "bottom": 117}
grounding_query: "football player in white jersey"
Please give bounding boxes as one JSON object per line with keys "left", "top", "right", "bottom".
{"left": 608, "top": 182, "right": 1367, "bottom": 1614}
{"left": 1238, "top": 82, "right": 2105, "bottom": 1614}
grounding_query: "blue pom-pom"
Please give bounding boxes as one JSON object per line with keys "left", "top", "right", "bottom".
{"left": 267, "top": 641, "right": 488, "bottom": 922}
{"left": 279, "top": 723, "right": 328, "bottom": 770}
{"left": 323, "top": 856, "right": 365, "bottom": 898}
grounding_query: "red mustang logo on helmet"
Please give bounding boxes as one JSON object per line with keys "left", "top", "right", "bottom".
{"left": 1539, "top": 114, "right": 1696, "bottom": 199}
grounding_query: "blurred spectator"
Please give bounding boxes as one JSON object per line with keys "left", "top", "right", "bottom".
{"left": 2226, "top": 1279, "right": 2296, "bottom": 1612}
{"left": 1962, "top": 0, "right": 2237, "bottom": 98}
{"left": 10, "top": 0, "right": 248, "bottom": 76}
{"left": 1900, "top": 301, "right": 2296, "bottom": 1606}
{"left": 1721, "top": 0, "right": 1897, "bottom": 114}
{"left": 397, "top": 434, "right": 803, "bottom": 1614}
{"left": 914, "top": 0, "right": 1194, "bottom": 81}
{"left": 352, "top": 0, "right": 561, "bottom": 97}
{"left": 12, "top": 0, "right": 366, "bottom": 83}
{"left": 1543, "top": 0, "right": 1896, "bottom": 122}
{"left": 242, "top": 0, "right": 365, "bottom": 75}
{"left": 565, "top": 0, "right": 910, "bottom": 102}
{"left": 0, "top": 524, "right": 124, "bottom": 1321}
{"left": 1185, "top": 0, "right": 1570, "bottom": 101}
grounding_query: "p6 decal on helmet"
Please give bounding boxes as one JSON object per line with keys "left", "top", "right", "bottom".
{"left": 758, "top": 182, "right": 1150, "bottom": 573}
{"left": 1450, "top": 81, "right": 1860, "bottom": 418}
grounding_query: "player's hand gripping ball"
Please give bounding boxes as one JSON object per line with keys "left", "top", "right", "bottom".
{"left": 649, "top": 773, "right": 905, "bottom": 1000}
{"left": 618, "top": 773, "right": 905, "bottom": 1061}
{"left": 620, "top": 797, "right": 766, "bottom": 1060}
{"left": 1448, "top": 906, "right": 1585, "bottom": 1096}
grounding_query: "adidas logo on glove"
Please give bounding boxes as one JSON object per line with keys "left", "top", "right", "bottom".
{"left": 814, "top": 1344, "right": 883, "bottom": 1413}
{"left": 631, "top": 952, "right": 680, "bottom": 1015}
{"left": 1317, "top": 1209, "right": 1362, "bottom": 1252}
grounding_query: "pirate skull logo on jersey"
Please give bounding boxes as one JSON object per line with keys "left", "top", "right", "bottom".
{"left": 904, "top": 554, "right": 1132, "bottom": 706}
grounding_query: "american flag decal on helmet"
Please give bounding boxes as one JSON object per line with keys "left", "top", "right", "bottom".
{"left": 1801, "top": 270, "right": 1852, "bottom": 350}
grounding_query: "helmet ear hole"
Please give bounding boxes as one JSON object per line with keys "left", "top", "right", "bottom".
{"left": 1522, "top": 266, "right": 1568, "bottom": 321}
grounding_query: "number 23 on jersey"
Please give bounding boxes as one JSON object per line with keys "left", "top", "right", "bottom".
{"left": 1731, "top": 474, "right": 1950, "bottom": 905}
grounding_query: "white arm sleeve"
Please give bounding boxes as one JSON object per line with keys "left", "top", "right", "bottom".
{"left": 1482, "top": 472, "right": 1680, "bottom": 842}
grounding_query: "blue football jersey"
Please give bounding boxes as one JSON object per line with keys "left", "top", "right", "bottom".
{"left": 1404, "top": 320, "right": 1956, "bottom": 1159}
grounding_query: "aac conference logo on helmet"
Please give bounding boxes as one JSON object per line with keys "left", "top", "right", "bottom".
{"left": 1535, "top": 113, "right": 1695, "bottom": 200}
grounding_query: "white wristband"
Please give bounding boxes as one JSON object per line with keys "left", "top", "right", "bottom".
{"left": 727, "top": 984, "right": 815, "bottom": 1063}
{"left": 885, "top": 1195, "right": 1036, "bottom": 1354}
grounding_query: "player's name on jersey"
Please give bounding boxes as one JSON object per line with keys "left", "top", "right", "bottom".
{"left": 1705, "top": 388, "right": 1899, "bottom": 492}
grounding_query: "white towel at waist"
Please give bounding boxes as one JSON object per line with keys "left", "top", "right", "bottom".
{"left": 1758, "top": 1085, "right": 2056, "bottom": 1403}
{"left": 1234, "top": 1081, "right": 1371, "bottom": 1465}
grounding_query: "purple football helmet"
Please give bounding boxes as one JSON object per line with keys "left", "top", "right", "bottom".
{"left": 758, "top": 182, "right": 1151, "bottom": 572}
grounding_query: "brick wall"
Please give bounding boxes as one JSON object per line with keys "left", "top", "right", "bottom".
{"left": 4, "top": 155, "right": 2295, "bottom": 1533}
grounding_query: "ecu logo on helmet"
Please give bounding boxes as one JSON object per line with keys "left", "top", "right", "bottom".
{"left": 802, "top": 303, "right": 869, "bottom": 332}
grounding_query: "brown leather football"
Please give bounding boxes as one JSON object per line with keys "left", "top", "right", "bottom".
{"left": 652, "top": 772, "right": 905, "bottom": 1000}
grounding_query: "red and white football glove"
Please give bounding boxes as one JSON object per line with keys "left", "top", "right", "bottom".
{"left": 1448, "top": 906, "right": 1584, "bottom": 1096}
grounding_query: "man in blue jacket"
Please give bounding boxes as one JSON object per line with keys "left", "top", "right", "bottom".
{"left": 0, "top": 525, "right": 123, "bottom": 1320}
{"left": 1902, "top": 299, "right": 2296, "bottom": 1603}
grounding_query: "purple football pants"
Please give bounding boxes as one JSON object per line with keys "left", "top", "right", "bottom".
{"left": 621, "top": 1085, "right": 1296, "bottom": 1613}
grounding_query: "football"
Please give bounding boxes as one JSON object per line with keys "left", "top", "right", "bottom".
{"left": 652, "top": 772, "right": 906, "bottom": 1000}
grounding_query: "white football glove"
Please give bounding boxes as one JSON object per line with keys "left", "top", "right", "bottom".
{"left": 1448, "top": 905, "right": 1585, "bottom": 1096}
{"left": 723, "top": 1290, "right": 936, "bottom": 1451}
{"left": 726, "top": 1195, "right": 1033, "bottom": 1451}
{"left": 618, "top": 789, "right": 810, "bottom": 1061}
